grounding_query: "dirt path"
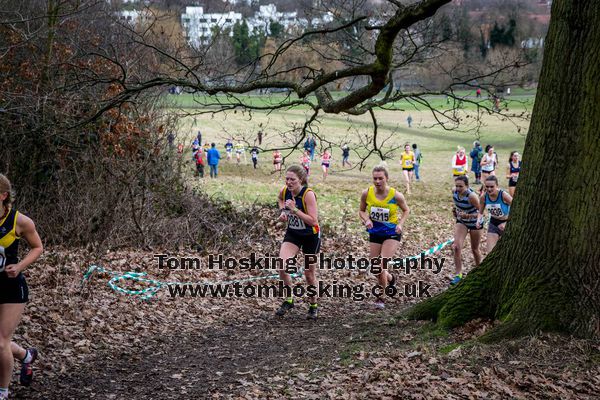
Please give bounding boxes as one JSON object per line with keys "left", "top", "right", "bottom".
{"left": 11, "top": 300, "right": 600, "bottom": 400}
{"left": 13, "top": 303, "right": 407, "bottom": 400}
{"left": 10, "top": 252, "right": 599, "bottom": 400}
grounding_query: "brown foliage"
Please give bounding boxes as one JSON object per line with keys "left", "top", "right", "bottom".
{"left": 0, "top": 1, "right": 267, "bottom": 251}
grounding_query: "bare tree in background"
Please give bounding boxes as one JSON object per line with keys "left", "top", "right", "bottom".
{"left": 74, "top": 0, "right": 531, "bottom": 167}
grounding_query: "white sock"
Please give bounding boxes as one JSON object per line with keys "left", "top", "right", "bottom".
{"left": 0, "top": 388, "right": 9, "bottom": 399}
{"left": 23, "top": 350, "right": 33, "bottom": 364}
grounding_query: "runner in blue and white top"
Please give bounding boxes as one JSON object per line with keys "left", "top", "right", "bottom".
{"left": 225, "top": 139, "right": 234, "bottom": 161}
{"left": 450, "top": 175, "right": 483, "bottom": 285}
{"left": 479, "top": 175, "right": 512, "bottom": 254}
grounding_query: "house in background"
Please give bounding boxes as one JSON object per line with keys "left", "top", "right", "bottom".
{"left": 181, "top": 6, "right": 243, "bottom": 47}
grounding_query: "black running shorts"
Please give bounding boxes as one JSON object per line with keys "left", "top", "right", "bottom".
{"left": 488, "top": 218, "right": 506, "bottom": 236}
{"left": 0, "top": 274, "right": 29, "bottom": 304}
{"left": 283, "top": 230, "right": 321, "bottom": 254}
{"left": 369, "top": 233, "right": 402, "bottom": 244}
{"left": 456, "top": 219, "right": 483, "bottom": 231}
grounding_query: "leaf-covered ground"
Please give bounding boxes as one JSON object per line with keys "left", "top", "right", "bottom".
{"left": 10, "top": 244, "right": 600, "bottom": 400}
{"left": 9, "top": 110, "right": 599, "bottom": 399}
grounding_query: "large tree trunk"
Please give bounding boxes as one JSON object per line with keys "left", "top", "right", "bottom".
{"left": 407, "top": 0, "right": 600, "bottom": 340}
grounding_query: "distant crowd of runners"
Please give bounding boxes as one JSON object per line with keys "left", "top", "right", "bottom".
{"left": 172, "top": 131, "right": 354, "bottom": 182}
{"left": 396, "top": 140, "right": 520, "bottom": 197}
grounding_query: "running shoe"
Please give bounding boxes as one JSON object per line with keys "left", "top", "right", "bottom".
{"left": 374, "top": 298, "right": 385, "bottom": 309}
{"left": 307, "top": 305, "right": 318, "bottom": 320}
{"left": 275, "top": 300, "right": 294, "bottom": 316}
{"left": 20, "top": 348, "right": 38, "bottom": 386}
{"left": 388, "top": 273, "right": 396, "bottom": 288}
{"left": 450, "top": 274, "right": 463, "bottom": 286}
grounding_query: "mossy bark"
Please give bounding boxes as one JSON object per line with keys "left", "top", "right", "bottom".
{"left": 406, "top": 0, "right": 600, "bottom": 340}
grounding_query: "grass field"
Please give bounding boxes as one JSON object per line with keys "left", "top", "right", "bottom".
{"left": 167, "top": 89, "right": 536, "bottom": 112}
{"left": 171, "top": 98, "right": 528, "bottom": 256}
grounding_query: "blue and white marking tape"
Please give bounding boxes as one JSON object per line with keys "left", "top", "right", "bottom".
{"left": 82, "top": 240, "right": 453, "bottom": 299}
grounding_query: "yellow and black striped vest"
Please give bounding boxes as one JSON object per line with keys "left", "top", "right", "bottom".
{"left": 0, "top": 208, "right": 20, "bottom": 276}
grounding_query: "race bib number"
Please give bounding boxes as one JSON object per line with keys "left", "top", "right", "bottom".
{"left": 404, "top": 159, "right": 411, "bottom": 167}
{"left": 370, "top": 206, "right": 390, "bottom": 222}
{"left": 288, "top": 214, "right": 306, "bottom": 230}
{"left": 0, "top": 246, "right": 5, "bottom": 273}
{"left": 512, "top": 175, "right": 518, "bottom": 182}
{"left": 456, "top": 166, "right": 464, "bottom": 172}
{"left": 486, "top": 204, "right": 505, "bottom": 218}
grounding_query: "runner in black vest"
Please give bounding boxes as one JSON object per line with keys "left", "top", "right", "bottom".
{"left": 506, "top": 151, "right": 521, "bottom": 197}
{"left": 275, "top": 165, "right": 320, "bottom": 320}
{"left": 0, "top": 174, "right": 43, "bottom": 399}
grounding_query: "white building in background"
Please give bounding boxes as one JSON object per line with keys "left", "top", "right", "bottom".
{"left": 118, "top": 10, "right": 140, "bottom": 24}
{"left": 181, "top": 4, "right": 334, "bottom": 47}
{"left": 295, "top": 11, "right": 335, "bottom": 30}
{"left": 521, "top": 37, "right": 545, "bottom": 49}
{"left": 181, "top": 6, "right": 243, "bottom": 47}
{"left": 247, "top": 4, "right": 298, "bottom": 35}
{"left": 107, "top": 0, "right": 145, "bottom": 6}
{"left": 116, "top": 9, "right": 153, "bottom": 25}
{"left": 226, "top": 0, "right": 252, "bottom": 5}
{"left": 311, "top": 11, "right": 334, "bottom": 26}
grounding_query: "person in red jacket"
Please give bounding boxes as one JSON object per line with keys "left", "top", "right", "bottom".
{"left": 194, "top": 149, "right": 204, "bottom": 178}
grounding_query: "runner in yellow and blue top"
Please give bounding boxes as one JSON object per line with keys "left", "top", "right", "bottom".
{"left": 275, "top": 165, "right": 320, "bottom": 320}
{"left": 399, "top": 143, "right": 415, "bottom": 195}
{"left": 479, "top": 175, "right": 512, "bottom": 255}
{"left": 359, "top": 164, "right": 410, "bottom": 309}
{"left": 0, "top": 174, "right": 43, "bottom": 399}
{"left": 450, "top": 175, "right": 483, "bottom": 285}
{"left": 235, "top": 141, "right": 245, "bottom": 164}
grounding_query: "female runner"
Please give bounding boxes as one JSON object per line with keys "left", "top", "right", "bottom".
{"left": 450, "top": 175, "right": 483, "bottom": 285}
{"left": 0, "top": 174, "right": 43, "bottom": 399}
{"left": 359, "top": 165, "right": 410, "bottom": 308}
{"left": 275, "top": 166, "right": 320, "bottom": 320}
{"left": 479, "top": 175, "right": 512, "bottom": 254}
{"left": 399, "top": 144, "right": 415, "bottom": 195}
